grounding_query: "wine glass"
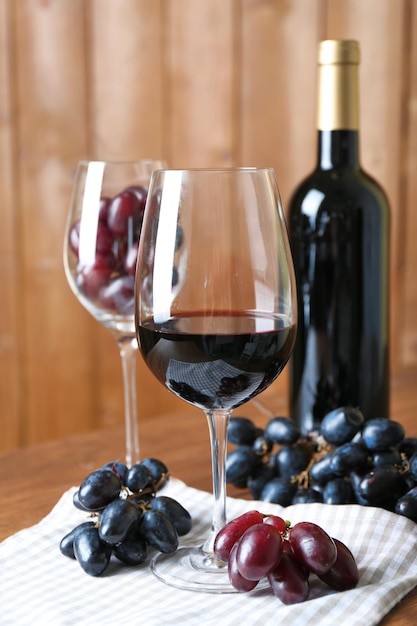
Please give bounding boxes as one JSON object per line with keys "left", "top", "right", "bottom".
{"left": 135, "top": 168, "right": 297, "bottom": 592}
{"left": 63, "top": 159, "right": 166, "bottom": 467}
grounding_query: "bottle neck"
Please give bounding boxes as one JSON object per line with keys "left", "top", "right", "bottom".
{"left": 318, "top": 130, "right": 360, "bottom": 169}
{"left": 317, "top": 40, "right": 360, "bottom": 170}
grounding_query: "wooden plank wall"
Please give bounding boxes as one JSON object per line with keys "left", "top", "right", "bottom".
{"left": 0, "top": 0, "right": 416, "bottom": 451}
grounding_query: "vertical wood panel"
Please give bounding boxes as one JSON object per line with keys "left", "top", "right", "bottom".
{"left": 14, "top": 0, "right": 94, "bottom": 444}
{"left": 165, "top": 0, "right": 237, "bottom": 167}
{"left": 402, "top": 1, "right": 417, "bottom": 366}
{"left": 0, "top": 0, "right": 20, "bottom": 449}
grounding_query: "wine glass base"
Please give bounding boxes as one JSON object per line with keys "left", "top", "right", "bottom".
{"left": 150, "top": 545, "right": 268, "bottom": 594}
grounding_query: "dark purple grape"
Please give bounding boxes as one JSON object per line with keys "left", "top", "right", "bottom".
{"left": 78, "top": 468, "right": 122, "bottom": 511}
{"left": 309, "top": 452, "right": 336, "bottom": 485}
{"left": 113, "top": 525, "right": 148, "bottom": 566}
{"left": 150, "top": 496, "right": 192, "bottom": 536}
{"left": 292, "top": 487, "right": 323, "bottom": 504}
{"left": 409, "top": 452, "right": 417, "bottom": 481}
{"left": 372, "top": 448, "right": 403, "bottom": 468}
{"left": 139, "top": 509, "right": 178, "bottom": 553}
{"left": 323, "top": 478, "right": 355, "bottom": 504}
{"left": 358, "top": 464, "right": 408, "bottom": 507}
{"left": 329, "top": 442, "right": 370, "bottom": 475}
{"left": 275, "top": 441, "right": 312, "bottom": 480}
{"left": 268, "top": 552, "right": 310, "bottom": 604}
{"left": 73, "top": 525, "right": 112, "bottom": 576}
{"left": 214, "top": 510, "right": 264, "bottom": 563}
{"left": 261, "top": 477, "right": 297, "bottom": 506}
{"left": 226, "top": 447, "right": 259, "bottom": 486}
{"left": 247, "top": 462, "right": 277, "bottom": 499}
{"left": 236, "top": 523, "right": 283, "bottom": 581}
{"left": 361, "top": 418, "right": 405, "bottom": 452}
{"left": 103, "top": 461, "right": 129, "bottom": 484}
{"left": 289, "top": 521, "right": 337, "bottom": 576}
{"left": 252, "top": 435, "right": 273, "bottom": 457}
{"left": 318, "top": 538, "right": 359, "bottom": 590}
{"left": 72, "top": 490, "right": 93, "bottom": 512}
{"left": 320, "top": 407, "right": 364, "bottom": 445}
{"left": 227, "top": 417, "right": 258, "bottom": 445}
{"left": 140, "top": 458, "right": 169, "bottom": 488}
{"left": 125, "top": 463, "right": 153, "bottom": 493}
{"left": 98, "top": 499, "right": 140, "bottom": 545}
{"left": 264, "top": 416, "right": 300, "bottom": 445}
{"left": 395, "top": 486, "right": 417, "bottom": 522}
{"left": 228, "top": 541, "right": 259, "bottom": 592}
{"left": 60, "top": 522, "right": 96, "bottom": 559}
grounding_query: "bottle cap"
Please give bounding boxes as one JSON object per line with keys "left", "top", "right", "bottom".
{"left": 319, "top": 40, "right": 360, "bottom": 65}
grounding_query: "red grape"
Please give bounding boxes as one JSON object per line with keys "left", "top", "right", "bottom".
{"left": 98, "top": 196, "right": 111, "bottom": 222}
{"left": 98, "top": 275, "right": 135, "bottom": 313}
{"left": 318, "top": 537, "right": 359, "bottom": 590}
{"left": 236, "top": 523, "right": 283, "bottom": 581}
{"left": 95, "top": 222, "right": 114, "bottom": 254}
{"left": 228, "top": 541, "right": 259, "bottom": 592}
{"left": 76, "top": 254, "right": 115, "bottom": 298}
{"left": 289, "top": 521, "right": 337, "bottom": 575}
{"left": 263, "top": 515, "right": 287, "bottom": 533}
{"left": 107, "top": 191, "right": 140, "bottom": 237}
{"left": 268, "top": 552, "right": 310, "bottom": 605}
{"left": 213, "top": 510, "right": 264, "bottom": 563}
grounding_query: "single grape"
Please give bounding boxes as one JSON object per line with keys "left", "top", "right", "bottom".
{"left": 227, "top": 417, "right": 258, "bottom": 445}
{"left": 323, "top": 478, "right": 355, "bottom": 504}
{"left": 107, "top": 190, "right": 140, "bottom": 237}
{"left": 98, "top": 196, "right": 111, "bottom": 222}
{"left": 361, "top": 418, "right": 405, "bottom": 452}
{"left": 103, "top": 460, "right": 129, "bottom": 484}
{"left": 228, "top": 541, "right": 259, "bottom": 592}
{"left": 151, "top": 495, "right": 192, "bottom": 536}
{"left": 236, "top": 523, "right": 283, "bottom": 581}
{"left": 140, "top": 457, "right": 169, "bottom": 488}
{"left": 268, "top": 552, "right": 310, "bottom": 605}
{"left": 72, "top": 490, "right": 93, "bottom": 512}
{"left": 399, "top": 437, "right": 417, "bottom": 459}
{"left": 95, "top": 221, "right": 114, "bottom": 254}
{"left": 264, "top": 416, "right": 300, "bottom": 445}
{"left": 292, "top": 487, "right": 323, "bottom": 504}
{"left": 98, "top": 499, "right": 140, "bottom": 545}
{"left": 309, "top": 452, "right": 336, "bottom": 485}
{"left": 213, "top": 510, "right": 264, "bottom": 563}
{"left": 358, "top": 464, "right": 408, "bottom": 507}
{"left": 60, "top": 522, "right": 96, "bottom": 559}
{"left": 320, "top": 407, "right": 364, "bottom": 445}
{"left": 329, "top": 442, "right": 370, "bottom": 475}
{"left": 395, "top": 486, "right": 417, "bottom": 522}
{"left": 113, "top": 525, "right": 148, "bottom": 566}
{"left": 76, "top": 254, "right": 115, "bottom": 299}
{"left": 260, "top": 477, "right": 296, "bottom": 506}
{"left": 252, "top": 435, "right": 273, "bottom": 457}
{"left": 125, "top": 462, "right": 153, "bottom": 493}
{"left": 78, "top": 468, "right": 122, "bottom": 511}
{"left": 409, "top": 452, "right": 417, "bottom": 481}
{"left": 73, "top": 525, "right": 112, "bottom": 576}
{"left": 97, "top": 275, "right": 135, "bottom": 314}
{"left": 226, "top": 447, "right": 259, "bottom": 486}
{"left": 289, "top": 521, "right": 337, "bottom": 576}
{"left": 318, "top": 537, "right": 359, "bottom": 590}
{"left": 372, "top": 448, "right": 403, "bottom": 468}
{"left": 263, "top": 515, "right": 287, "bottom": 533}
{"left": 139, "top": 509, "right": 178, "bottom": 554}
{"left": 274, "top": 441, "right": 312, "bottom": 480}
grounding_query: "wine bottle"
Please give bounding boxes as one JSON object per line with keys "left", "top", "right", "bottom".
{"left": 288, "top": 39, "right": 390, "bottom": 434}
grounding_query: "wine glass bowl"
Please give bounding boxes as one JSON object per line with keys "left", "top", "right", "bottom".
{"left": 64, "top": 160, "right": 166, "bottom": 466}
{"left": 135, "top": 168, "right": 297, "bottom": 592}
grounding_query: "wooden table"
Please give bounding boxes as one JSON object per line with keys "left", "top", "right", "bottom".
{"left": 1, "top": 370, "right": 416, "bottom": 624}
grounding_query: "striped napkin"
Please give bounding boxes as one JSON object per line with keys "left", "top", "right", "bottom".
{"left": 0, "top": 477, "right": 416, "bottom": 626}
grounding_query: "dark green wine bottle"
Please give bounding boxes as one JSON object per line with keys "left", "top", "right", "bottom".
{"left": 288, "top": 40, "right": 390, "bottom": 434}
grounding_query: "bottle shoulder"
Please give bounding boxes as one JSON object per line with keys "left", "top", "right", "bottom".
{"left": 288, "top": 167, "right": 390, "bottom": 216}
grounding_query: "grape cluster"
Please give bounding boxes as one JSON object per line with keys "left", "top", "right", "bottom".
{"left": 226, "top": 408, "right": 417, "bottom": 523}
{"left": 60, "top": 458, "right": 192, "bottom": 576}
{"left": 214, "top": 510, "right": 358, "bottom": 603}
{"left": 68, "top": 185, "right": 148, "bottom": 314}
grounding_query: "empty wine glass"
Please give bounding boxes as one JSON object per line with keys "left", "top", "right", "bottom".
{"left": 135, "top": 168, "right": 297, "bottom": 592}
{"left": 63, "top": 159, "right": 166, "bottom": 467}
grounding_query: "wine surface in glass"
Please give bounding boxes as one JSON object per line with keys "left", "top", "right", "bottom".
{"left": 138, "top": 311, "right": 296, "bottom": 411}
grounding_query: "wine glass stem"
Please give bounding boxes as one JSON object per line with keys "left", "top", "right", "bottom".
{"left": 117, "top": 336, "right": 140, "bottom": 467}
{"left": 203, "top": 408, "right": 232, "bottom": 555}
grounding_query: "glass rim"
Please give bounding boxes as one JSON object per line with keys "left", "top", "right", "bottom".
{"left": 150, "top": 166, "right": 276, "bottom": 174}
{"left": 75, "top": 159, "right": 167, "bottom": 166}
